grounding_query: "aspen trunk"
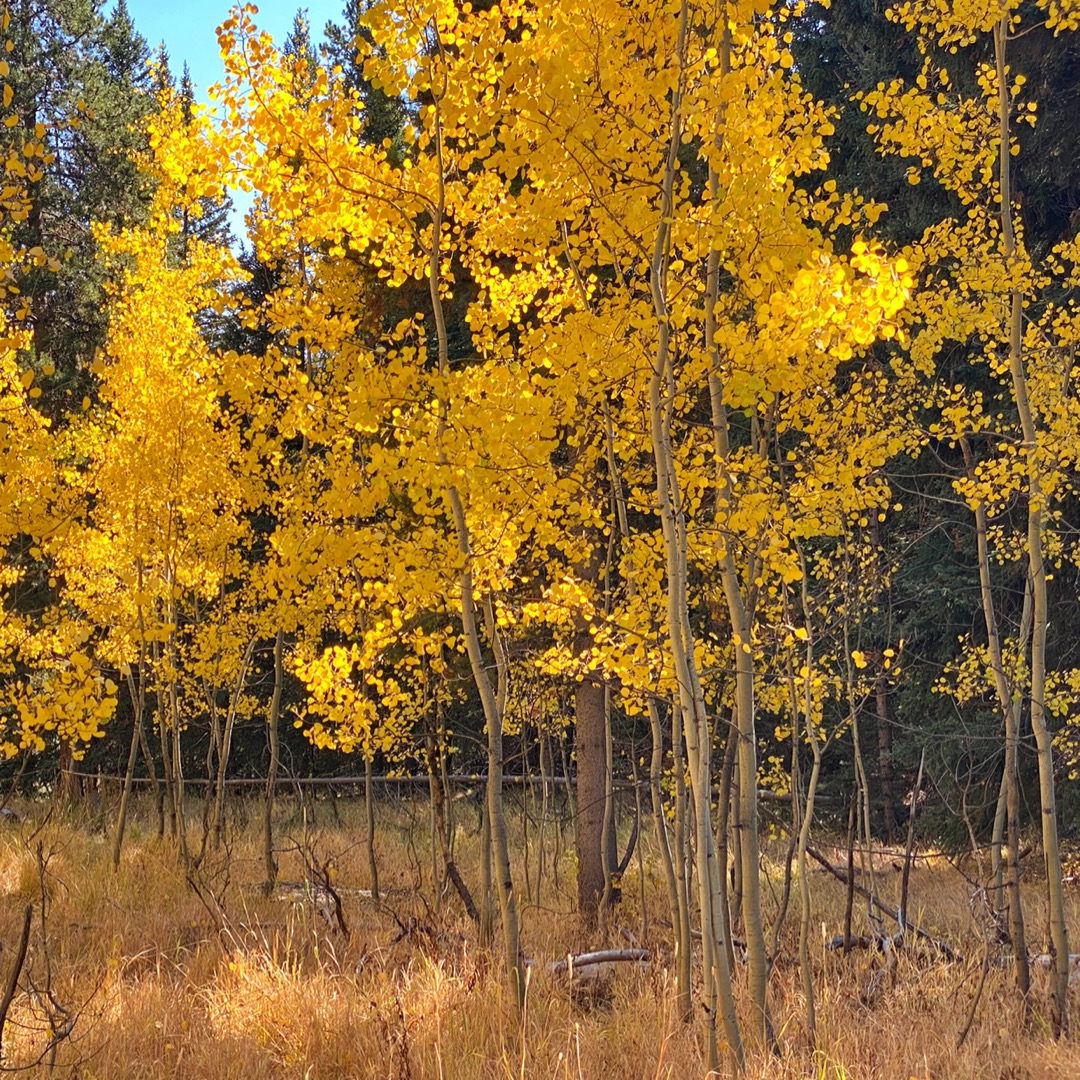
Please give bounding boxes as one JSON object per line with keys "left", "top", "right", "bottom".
{"left": 113, "top": 677, "right": 145, "bottom": 869}
{"left": 960, "top": 436, "right": 1028, "bottom": 1003}
{"left": 995, "top": 20, "right": 1068, "bottom": 1034}
{"left": 646, "top": 6, "right": 742, "bottom": 1064}
{"left": 899, "top": 750, "right": 925, "bottom": 931}
{"left": 702, "top": 11, "right": 768, "bottom": 1042}
{"left": 990, "top": 769, "right": 1007, "bottom": 916}
{"left": 148, "top": 637, "right": 177, "bottom": 843}
{"left": 729, "top": 621, "right": 768, "bottom": 1035}
{"left": 843, "top": 790, "right": 856, "bottom": 953}
{"left": 167, "top": 672, "right": 190, "bottom": 867}
{"left": 609, "top": 378, "right": 682, "bottom": 980}
{"left": 157, "top": 700, "right": 176, "bottom": 840}
{"left": 790, "top": 589, "right": 823, "bottom": 1041}
{"left": 600, "top": 683, "right": 617, "bottom": 916}
{"left": 198, "top": 694, "right": 220, "bottom": 864}
{"left": 874, "top": 677, "right": 897, "bottom": 843}
{"left": 262, "top": 629, "right": 284, "bottom": 890}
{"left": 214, "top": 638, "right": 255, "bottom": 850}
{"left": 440, "top": 449, "right": 516, "bottom": 962}
{"left": 846, "top": 602, "right": 879, "bottom": 923}
{"left": 139, "top": 719, "right": 164, "bottom": 840}
{"left": 520, "top": 731, "right": 532, "bottom": 906}
{"left": 477, "top": 591, "right": 524, "bottom": 1006}
{"left": 161, "top": 575, "right": 190, "bottom": 867}
{"left": 794, "top": 742, "right": 819, "bottom": 1039}
{"left": 572, "top": 532, "right": 607, "bottom": 923}
{"left": 729, "top": 745, "right": 743, "bottom": 926}
{"left": 716, "top": 724, "right": 738, "bottom": 977}
{"left": 535, "top": 725, "right": 551, "bottom": 909}
{"left": 426, "top": 57, "right": 521, "bottom": 1002}
{"left": 425, "top": 730, "right": 476, "bottom": 918}
{"left": 440, "top": 718, "right": 457, "bottom": 867}
{"left": 364, "top": 754, "right": 380, "bottom": 902}
{"left": 648, "top": 700, "right": 689, "bottom": 1018}
{"left": 479, "top": 790, "right": 494, "bottom": 946}
{"left": 670, "top": 702, "right": 694, "bottom": 1023}
{"left": 114, "top": 582, "right": 151, "bottom": 869}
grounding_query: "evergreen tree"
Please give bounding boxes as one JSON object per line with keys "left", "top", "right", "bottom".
{"left": 323, "top": 0, "right": 407, "bottom": 151}
{"left": 176, "top": 64, "right": 233, "bottom": 252}
{"left": 8, "top": 0, "right": 155, "bottom": 387}
{"left": 791, "top": 0, "right": 1080, "bottom": 844}
{"left": 285, "top": 8, "right": 318, "bottom": 98}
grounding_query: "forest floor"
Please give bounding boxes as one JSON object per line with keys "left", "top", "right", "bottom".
{"left": 0, "top": 791, "right": 1078, "bottom": 1078}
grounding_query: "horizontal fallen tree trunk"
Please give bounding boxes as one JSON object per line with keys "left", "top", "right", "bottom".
{"left": 532, "top": 949, "right": 651, "bottom": 977}
{"left": 796, "top": 832, "right": 962, "bottom": 962}
{"left": 825, "top": 933, "right": 881, "bottom": 951}
{"left": 756, "top": 807, "right": 967, "bottom": 967}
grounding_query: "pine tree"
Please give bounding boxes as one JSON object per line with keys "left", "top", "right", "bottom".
{"left": 323, "top": 0, "right": 407, "bottom": 151}
{"left": 176, "top": 65, "right": 233, "bottom": 251}
{"left": 8, "top": 0, "right": 155, "bottom": 389}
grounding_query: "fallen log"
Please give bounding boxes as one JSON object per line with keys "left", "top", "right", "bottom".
{"left": 756, "top": 803, "right": 967, "bottom": 963}
{"left": 802, "top": 838, "right": 962, "bottom": 962}
{"left": 825, "top": 933, "right": 878, "bottom": 951}
{"left": 547, "top": 948, "right": 650, "bottom": 974}
{"left": 529, "top": 948, "right": 651, "bottom": 982}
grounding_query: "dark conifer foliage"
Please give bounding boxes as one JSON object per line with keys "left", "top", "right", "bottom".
{"left": 789, "top": 0, "right": 1080, "bottom": 839}
{"left": 8, "top": 0, "right": 155, "bottom": 382}
{"left": 323, "top": 0, "right": 408, "bottom": 153}
{"left": 175, "top": 64, "right": 233, "bottom": 251}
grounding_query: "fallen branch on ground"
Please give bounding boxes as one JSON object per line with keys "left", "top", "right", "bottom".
{"left": 0, "top": 903, "right": 31, "bottom": 1057}
{"left": 756, "top": 812, "right": 967, "bottom": 963}
{"left": 523, "top": 948, "right": 651, "bottom": 982}
{"left": 546, "top": 948, "right": 650, "bottom": 975}
{"left": 788, "top": 829, "right": 963, "bottom": 962}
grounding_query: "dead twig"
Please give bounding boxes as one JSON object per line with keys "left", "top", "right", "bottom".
{"left": 0, "top": 904, "right": 32, "bottom": 1059}
{"left": 761, "top": 805, "right": 963, "bottom": 962}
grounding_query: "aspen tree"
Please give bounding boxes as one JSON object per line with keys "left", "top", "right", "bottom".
{"left": 959, "top": 433, "right": 1029, "bottom": 1004}
{"left": 865, "top": 0, "right": 1080, "bottom": 1033}
{"left": 54, "top": 157, "right": 249, "bottom": 863}
{"left": 210, "top": 2, "right": 580, "bottom": 1001}
{"left": 202, "top": 0, "right": 912, "bottom": 1038}
{"left": 993, "top": 16, "right": 1069, "bottom": 1030}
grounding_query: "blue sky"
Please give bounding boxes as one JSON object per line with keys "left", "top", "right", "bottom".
{"left": 118, "top": 1, "right": 349, "bottom": 240}
{"left": 120, "top": 0, "right": 346, "bottom": 100}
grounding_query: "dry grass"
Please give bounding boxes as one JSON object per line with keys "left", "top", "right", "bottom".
{"left": 0, "top": 791, "right": 1076, "bottom": 1078}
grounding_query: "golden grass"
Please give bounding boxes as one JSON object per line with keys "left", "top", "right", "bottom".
{"left": 0, "top": 793, "right": 1076, "bottom": 1078}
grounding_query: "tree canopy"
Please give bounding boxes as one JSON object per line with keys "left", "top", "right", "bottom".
{"left": 3, "top": 0, "right": 1080, "bottom": 1051}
